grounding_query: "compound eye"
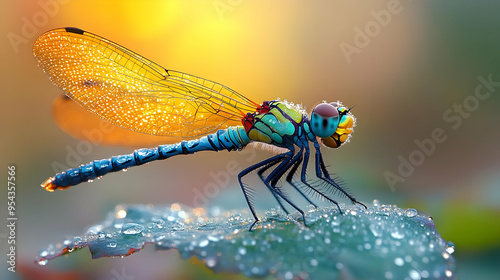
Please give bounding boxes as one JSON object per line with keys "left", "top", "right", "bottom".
{"left": 314, "top": 103, "right": 339, "bottom": 118}
{"left": 329, "top": 102, "right": 339, "bottom": 108}
{"left": 310, "top": 103, "right": 340, "bottom": 138}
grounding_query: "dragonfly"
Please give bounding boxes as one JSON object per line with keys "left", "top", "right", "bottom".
{"left": 33, "top": 27, "right": 366, "bottom": 230}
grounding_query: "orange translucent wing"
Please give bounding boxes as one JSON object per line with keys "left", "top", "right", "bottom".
{"left": 33, "top": 28, "right": 258, "bottom": 139}
{"left": 52, "top": 95, "right": 175, "bottom": 146}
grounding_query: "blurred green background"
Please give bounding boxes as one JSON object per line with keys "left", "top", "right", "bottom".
{"left": 1, "top": 0, "right": 499, "bottom": 279}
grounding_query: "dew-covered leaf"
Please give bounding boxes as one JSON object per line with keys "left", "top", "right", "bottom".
{"left": 36, "top": 202, "right": 456, "bottom": 279}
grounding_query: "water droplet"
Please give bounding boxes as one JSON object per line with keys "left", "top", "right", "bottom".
{"left": 38, "top": 258, "right": 48, "bottom": 266}
{"left": 39, "top": 250, "right": 48, "bottom": 257}
{"left": 206, "top": 256, "right": 217, "bottom": 267}
{"left": 171, "top": 203, "right": 181, "bottom": 211}
{"left": 385, "top": 271, "right": 393, "bottom": 279}
{"left": 445, "top": 270, "right": 453, "bottom": 277}
{"left": 310, "top": 259, "right": 318, "bottom": 266}
{"left": 446, "top": 241, "right": 455, "bottom": 254}
{"left": 97, "top": 231, "right": 106, "bottom": 240}
{"left": 178, "top": 210, "right": 187, "bottom": 219}
{"left": 331, "top": 216, "right": 341, "bottom": 226}
{"left": 121, "top": 223, "right": 144, "bottom": 235}
{"left": 238, "top": 247, "right": 247, "bottom": 255}
{"left": 251, "top": 266, "right": 261, "bottom": 274}
{"left": 242, "top": 238, "right": 256, "bottom": 246}
{"left": 107, "top": 241, "right": 117, "bottom": 248}
{"left": 87, "top": 225, "right": 103, "bottom": 234}
{"left": 394, "top": 257, "right": 404, "bottom": 266}
{"left": 116, "top": 209, "right": 127, "bottom": 219}
{"left": 208, "top": 235, "right": 220, "bottom": 242}
{"left": 369, "top": 222, "right": 383, "bottom": 237}
{"left": 409, "top": 269, "right": 421, "bottom": 280}
{"left": 199, "top": 239, "right": 209, "bottom": 248}
{"left": 390, "top": 227, "right": 405, "bottom": 239}
{"left": 113, "top": 222, "right": 124, "bottom": 229}
{"left": 373, "top": 199, "right": 380, "bottom": 207}
{"left": 405, "top": 208, "right": 418, "bottom": 217}
{"left": 72, "top": 236, "right": 83, "bottom": 245}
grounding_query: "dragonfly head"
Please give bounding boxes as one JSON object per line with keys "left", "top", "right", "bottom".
{"left": 311, "top": 101, "right": 356, "bottom": 148}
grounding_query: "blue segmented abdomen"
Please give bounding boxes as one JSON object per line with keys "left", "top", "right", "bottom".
{"left": 42, "top": 126, "right": 251, "bottom": 191}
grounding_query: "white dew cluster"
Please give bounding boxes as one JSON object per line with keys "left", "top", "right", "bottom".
{"left": 37, "top": 201, "right": 455, "bottom": 279}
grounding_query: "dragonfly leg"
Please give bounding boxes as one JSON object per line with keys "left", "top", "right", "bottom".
{"left": 238, "top": 153, "right": 288, "bottom": 231}
{"left": 264, "top": 147, "right": 318, "bottom": 209}
{"left": 300, "top": 143, "right": 343, "bottom": 213}
{"left": 257, "top": 158, "right": 290, "bottom": 214}
{"left": 313, "top": 141, "right": 367, "bottom": 210}
{"left": 284, "top": 152, "right": 318, "bottom": 209}
{"left": 261, "top": 149, "right": 309, "bottom": 226}
{"left": 267, "top": 148, "right": 296, "bottom": 187}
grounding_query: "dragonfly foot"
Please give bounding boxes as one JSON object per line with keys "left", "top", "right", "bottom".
{"left": 356, "top": 201, "right": 368, "bottom": 210}
{"left": 302, "top": 214, "right": 310, "bottom": 228}
{"left": 336, "top": 205, "right": 344, "bottom": 215}
{"left": 248, "top": 220, "right": 259, "bottom": 231}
